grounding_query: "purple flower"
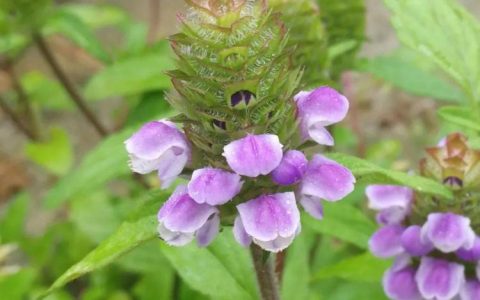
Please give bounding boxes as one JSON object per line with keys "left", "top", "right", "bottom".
{"left": 271, "top": 150, "right": 308, "bottom": 186}
{"left": 187, "top": 168, "right": 243, "bottom": 205}
{"left": 369, "top": 225, "right": 405, "bottom": 258}
{"left": 298, "top": 194, "right": 324, "bottom": 220}
{"left": 415, "top": 256, "right": 465, "bottom": 300}
{"left": 456, "top": 237, "right": 480, "bottom": 262}
{"left": 234, "top": 192, "right": 300, "bottom": 252}
{"left": 223, "top": 134, "right": 283, "bottom": 177}
{"left": 460, "top": 280, "right": 480, "bottom": 300}
{"left": 421, "top": 212, "right": 475, "bottom": 253}
{"left": 366, "top": 185, "right": 413, "bottom": 225}
{"left": 294, "top": 86, "right": 349, "bottom": 145}
{"left": 157, "top": 185, "right": 219, "bottom": 247}
{"left": 300, "top": 155, "right": 355, "bottom": 202}
{"left": 383, "top": 265, "right": 421, "bottom": 300}
{"left": 125, "top": 120, "right": 190, "bottom": 188}
{"left": 401, "top": 225, "right": 433, "bottom": 256}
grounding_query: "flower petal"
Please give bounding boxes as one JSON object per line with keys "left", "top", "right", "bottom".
{"left": 254, "top": 234, "right": 297, "bottom": 253}
{"left": 125, "top": 121, "right": 190, "bottom": 174}
{"left": 223, "top": 134, "right": 283, "bottom": 177}
{"left": 158, "top": 185, "right": 218, "bottom": 233}
{"left": 237, "top": 192, "right": 300, "bottom": 242}
{"left": 300, "top": 155, "right": 355, "bottom": 202}
{"left": 299, "top": 195, "right": 323, "bottom": 220}
{"left": 383, "top": 266, "right": 422, "bottom": 300}
{"left": 369, "top": 225, "right": 405, "bottom": 258}
{"left": 457, "top": 237, "right": 480, "bottom": 262}
{"left": 196, "top": 214, "right": 220, "bottom": 247}
{"left": 157, "top": 223, "right": 195, "bottom": 246}
{"left": 188, "top": 168, "right": 243, "bottom": 205}
{"left": 460, "top": 280, "right": 480, "bottom": 300}
{"left": 156, "top": 149, "right": 189, "bottom": 188}
{"left": 295, "top": 87, "right": 349, "bottom": 144}
{"left": 366, "top": 185, "right": 413, "bottom": 212}
{"left": 271, "top": 150, "right": 308, "bottom": 186}
{"left": 421, "top": 212, "right": 476, "bottom": 253}
{"left": 233, "top": 216, "right": 252, "bottom": 247}
{"left": 376, "top": 207, "right": 409, "bottom": 225}
{"left": 401, "top": 225, "right": 434, "bottom": 256}
{"left": 416, "top": 256, "right": 465, "bottom": 300}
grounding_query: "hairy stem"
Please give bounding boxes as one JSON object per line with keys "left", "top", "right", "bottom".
{"left": 250, "top": 245, "right": 280, "bottom": 300}
{"left": 0, "top": 95, "right": 37, "bottom": 140}
{"left": 32, "top": 32, "right": 109, "bottom": 137}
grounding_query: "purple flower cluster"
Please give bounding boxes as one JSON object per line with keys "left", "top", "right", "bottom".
{"left": 367, "top": 185, "right": 480, "bottom": 300}
{"left": 125, "top": 86, "right": 355, "bottom": 252}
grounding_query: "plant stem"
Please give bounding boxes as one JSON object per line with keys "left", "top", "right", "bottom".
{"left": 0, "top": 95, "right": 37, "bottom": 140}
{"left": 250, "top": 244, "right": 280, "bottom": 300}
{"left": 5, "top": 61, "right": 42, "bottom": 140}
{"left": 32, "top": 32, "right": 109, "bottom": 137}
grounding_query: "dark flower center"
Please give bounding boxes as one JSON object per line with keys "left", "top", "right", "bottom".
{"left": 230, "top": 90, "right": 255, "bottom": 107}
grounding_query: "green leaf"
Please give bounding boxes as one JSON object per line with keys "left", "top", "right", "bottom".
{"left": 21, "top": 71, "right": 72, "bottom": 110}
{"left": 313, "top": 252, "right": 390, "bottom": 283}
{"left": 43, "top": 10, "right": 109, "bottom": 62}
{"left": 358, "top": 55, "right": 463, "bottom": 102}
{"left": 160, "top": 232, "right": 257, "bottom": 300}
{"left": 25, "top": 127, "right": 73, "bottom": 176}
{"left": 0, "top": 193, "right": 29, "bottom": 242}
{"left": 84, "top": 45, "right": 174, "bottom": 100}
{"left": 304, "top": 202, "right": 375, "bottom": 248}
{"left": 438, "top": 106, "right": 480, "bottom": 132}
{"left": 61, "top": 4, "right": 128, "bottom": 29}
{"left": 43, "top": 128, "right": 132, "bottom": 208}
{"left": 126, "top": 91, "right": 172, "bottom": 127}
{"left": 384, "top": 0, "right": 480, "bottom": 103}
{"left": 41, "top": 195, "right": 164, "bottom": 298}
{"left": 327, "top": 153, "right": 453, "bottom": 199}
{"left": 281, "top": 233, "right": 310, "bottom": 299}
{"left": 0, "top": 269, "right": 37, "bottom": 300}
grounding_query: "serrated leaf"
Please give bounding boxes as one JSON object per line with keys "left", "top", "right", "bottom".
{"left": 327, "top": 153, "right": 453, "bottom": 199}
{"left": 25, "top": 127, "right": 73, "bottom": 176}
{"left": 160, "top": 232, "right": 257, "bottom": 300}
{"left": 384, "top": 0, "right": 480, "bottom": 103}
{"left": 438, "top": 106, "right": 480, "bottom": 132}
{"left": 358, "top": 55, "right": 463, "bottom": 102}
{"left": 43, "top": 10, "right": 109, "bottom": 62}
{"left": 43, "top": 128, "right": 133, "bottom": 208}
{"left": 313, "top": 252, "right": 390, "bottom": 283}
{"left": 84, "top": 46, "right": 173, "bottom": 100}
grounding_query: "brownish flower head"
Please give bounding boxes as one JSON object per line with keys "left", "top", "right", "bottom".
{"left": 420, "top": 133, "right": 480, "bottom": 189}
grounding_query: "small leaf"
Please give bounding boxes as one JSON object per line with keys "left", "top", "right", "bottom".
{"left": 160, "top": 232, "right": 257, "bottom": 300}
{"left": 43, "top": 10, "right": 109, "bottom": 62}
{"left": 313, "top": 252, "right": 390, "bottom": 283}
{"left": 358, "top": 55, "right": 463, "bottom": 102}
{"left": 25, "top": 127, "right": 73, "bottom": 176}
{"left": 21, "top": 71, "right": 71, "bottom": 110}
{"left": 438, "top": 106, "right": 480, "bottom": 132}
{"left": 0, "top": 193, "right": 29, "bottom": 242}
{"left": 84, "top": 45, "right": 174, "bottom": 100}
{"left": 327, "top": 153, "right": 453, "bottom": 199}
{"left": 42, "top": 128, "right": 133, "bottom": 208}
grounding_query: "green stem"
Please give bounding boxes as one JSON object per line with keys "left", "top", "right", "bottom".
{"left": 250, "top": 244, "right": 280, "bottom": 300}
{"left": 0, "top": 95, "right": 37, "bottom": 140}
